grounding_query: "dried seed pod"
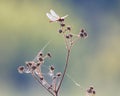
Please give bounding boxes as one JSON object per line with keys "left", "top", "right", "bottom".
{"left": 39, "top": 52, "right": 43, "bottom": 56}
{"left": 81, "top": 29, "right": 85, "bottom": 33}
{"left": 79, "top": 29, "right": 88, "bottom": 38}
{"left": 18, "top": 66, "right": 25, "bottom": 73}
{"left": 87, "top": 86, "right": 95, "bottom": 94}
{"left": 25, "top": 61, "right": 32, "bottom": 67}
{"left": 49, "top": 65, "right": 55, "bottom": 71}
{"left": 69, "top": 34, "right": 73, "bottom": 38}
{"left": 84, "top": 32, "right": 88, "bottom": 37}
{"left": 40, "top": 77, "right": 44, "bottom": 80}
{"left": 36, "top": 62, "right": 41, "bottom": 66}
{"left": 67, "top": 26, "right": 71, "bottom": 30}
{"left": 61, "top": 23, "right": 65, "bottom": 27}
{"left": 87, "top": 89, "right": 92, "bottom": 93}
{"left": 66, "top": 35, "right": 70, "bottom": 39}
{"left": 90, "top": 86, "right": 94, "bottom": 90}
{"left": 58, "top": 29, "right": 63, "bottom": 33}
{"left": 25, "top": 61, "right": 35, "bottom": 68}
{"left": 79, "top": 33, "right": 84, "bottom": 38}
{"left": 56, "top": 72, "right": 62, "bottom": 77}
{"left": 38, "top": 57, "right": 44, "bottom": 62}
{"left": 48, "top": 65, "right": 55, "bottom": 77}
{"left": 32, "top": 66, "right": 36, "bottom": 70}
{"left": 93, "top": 90, "right": 96, "bottom": 94}
{"left": 47, "top": 52, "right": 52, "bottom": 58}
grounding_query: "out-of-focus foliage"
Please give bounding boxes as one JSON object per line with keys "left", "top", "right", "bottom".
{"left": 0, "top": 0, "right": 120, "bottom": 96}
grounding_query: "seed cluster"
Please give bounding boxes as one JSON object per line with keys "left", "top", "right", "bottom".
{"left": 56, "top": 17, "right": 88, "bottom": 50}
{"left": 86, "top": 86, "right": 96, "bottom": 96}
{"left": 18, "top": 51, "right": 62, "bottom": 93}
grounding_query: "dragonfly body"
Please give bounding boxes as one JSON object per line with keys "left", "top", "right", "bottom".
{"left": 46, "top": 9, "right": 68, "bottom": 22}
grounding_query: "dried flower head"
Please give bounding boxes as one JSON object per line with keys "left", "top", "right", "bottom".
{"left": 58, "top": 29, "right": 63, "bottom": 33}
{"left": 90, "top": 86, "right": 94, "bottom": 90}
{"left": 69, "top": 34, "right": 73, "bottom": 38}
{"left": 93, "top": 90, "right": 96, "bottom": 94}
{"left": 81, "top": 29, "right": 85, "bottom": 33}
{"left": 66, "top": 34, "right": 70, "bottom": 39}
{"left": 31, "top": 66, "right": 37, "bottom": 70}
{"left": 25, "top": 61, "right": 34, "bottom": 67}
{"left": 56, "top": 72, "right": 62, "bottom": 77}
{"left": 49, "top": 65, "right": 55, "bottom": 71}
{"left": 67, "top": 26, "right": 71, "bottom": 31}
{"left": 79, "top": 29, "right": 88, "bottom": 38}
{"left": 86, "top": 86, "right": 96, "bottom": 96}
{"left": 61, "top": 23, "right": 65, "bottom": 27}
{"left": 40, "top": 77, "right": 44, "bottom": 80}
{"left": 36, "top": 62, "right": 41, "bottom": 66}
{"left": 18, "top": 66, "right": 25, "bottom": 73}
{"left": 47, "top": 52, "right": 52, "bottom": 58}
{"left": 38, "top": 57, "right": 44, "bottom": 62}
{"left": 47, "top": 65, "right": 55, "bottom": 77}
{"left": 39, "top": 52, "right": 43, "bottom": 56}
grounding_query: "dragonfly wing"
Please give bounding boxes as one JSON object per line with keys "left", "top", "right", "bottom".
{"left": 61, "top": 15, "right": 68, "bottom": 19}
{"left": 50, "top": 9, "right": 60, "bottom": 19}
{"left": 46, "top": 13, "right": 57, "bottom": 21}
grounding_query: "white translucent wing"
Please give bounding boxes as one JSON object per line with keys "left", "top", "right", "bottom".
{"left": 50, "top": 9, "right": 60, "bottom": 19}
{"left": 61, "top": 15, "right": 68, "bottom": 19}
{"left": 46, "top": 13, "right": 57, "bottom": 21}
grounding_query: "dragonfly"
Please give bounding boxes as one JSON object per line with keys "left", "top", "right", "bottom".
{"left": 46, "top": 9, "right": 68, "bottom": 22}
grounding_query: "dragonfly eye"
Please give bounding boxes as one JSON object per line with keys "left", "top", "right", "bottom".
{"left": 58, "top": 18, "right": 64, "bottom": 22}
{"left": 61, "top": 18, "right": 64, "bottom": 21}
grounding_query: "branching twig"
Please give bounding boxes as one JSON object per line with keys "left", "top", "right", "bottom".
{"left": 32, "top": 74, "right": 55, "bottom": 96}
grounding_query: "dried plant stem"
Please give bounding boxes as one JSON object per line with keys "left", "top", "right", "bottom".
{"left": 55, "top": 91, "right": 58, "bottom": 96}
{"left": 56, "top": 49, "right": 71, "bottom": 93}
{"left": 63, "top": 33, "right": 69, "bottom": 50}
{"left": 32, "top": 74, "right": 55, "bottom": 96}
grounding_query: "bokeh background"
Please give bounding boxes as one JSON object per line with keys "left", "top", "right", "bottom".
{"left": 0, "top": 0, "right": 120, "bottom": 96}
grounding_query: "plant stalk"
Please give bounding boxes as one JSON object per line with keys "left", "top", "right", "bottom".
{"left": 32, "top": 74, "right": 55, "bottom": 96}
{"left": 56, "top": 49, "right": 71, "bottom": 93}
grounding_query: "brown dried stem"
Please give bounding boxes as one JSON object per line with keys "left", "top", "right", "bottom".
{"left": 32, "top": 74, "right": 55, "bottom": 96}
{"left": 56, "top": 49, "right": 71, "bottom": 94}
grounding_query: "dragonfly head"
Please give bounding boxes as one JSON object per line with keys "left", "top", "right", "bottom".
{"left": 58, "top": 18, "right": 64, "bottom": 22}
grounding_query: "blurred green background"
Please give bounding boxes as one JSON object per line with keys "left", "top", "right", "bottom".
{"left": 0, "top": 0, "right": 120, "bottom": 96}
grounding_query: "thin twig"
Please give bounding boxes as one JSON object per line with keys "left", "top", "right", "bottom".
{"left": 56, "top": 49, "right": 71, "bottom": 93}
{"left": 70, "top": 37, "right": 79, "bottom": 50}
{"left": 62, "top": 32, "right": 69, "bottom": 50}
{"left": 32, "top": 74, "right": 55, "bottom": 96}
